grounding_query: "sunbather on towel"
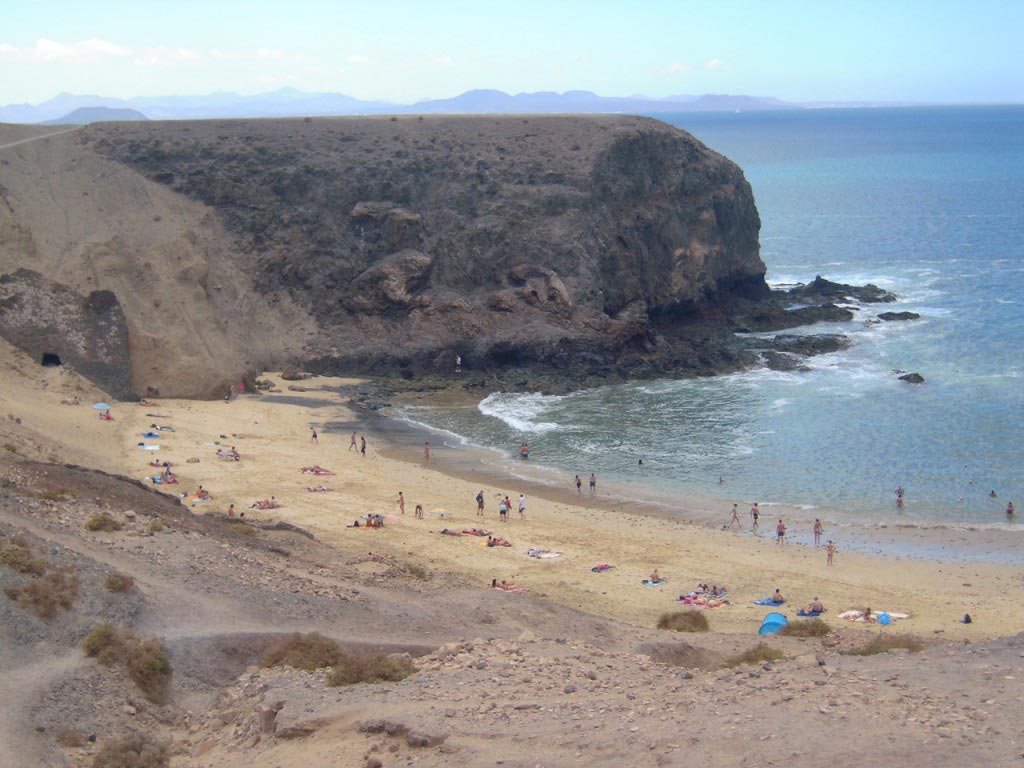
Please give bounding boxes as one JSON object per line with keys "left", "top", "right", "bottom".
{"left": 591, "top": 564, "right": 614, "bottom": 572}
{"left": 487, "top": 536, "right": 511, "bottom": 547}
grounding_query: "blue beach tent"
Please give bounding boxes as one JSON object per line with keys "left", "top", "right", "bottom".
{"left": 759, "top": 612, "right": 788, "bottom": 635}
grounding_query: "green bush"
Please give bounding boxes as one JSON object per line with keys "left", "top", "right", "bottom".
{"left": 0, "top": 539, "right": 47, "bottom": 575}
{"left": 82, "top": 624, "right": 172, "bottom": 704}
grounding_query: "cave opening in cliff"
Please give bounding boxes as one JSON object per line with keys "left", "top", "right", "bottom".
{"left": 41, "top": 352, "right": 62, "bottom": 367}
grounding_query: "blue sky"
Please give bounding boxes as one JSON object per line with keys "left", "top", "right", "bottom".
{"left": 1, "top": 0, "right": 1022, "bottom": 104}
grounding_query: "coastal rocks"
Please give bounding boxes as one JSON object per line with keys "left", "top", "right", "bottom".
{"left": 785, "top": 276, "right": 897, "bottom": 305}
{"left": 763, "top": 351, "right": 810, "bottom": 373}
{"left": 879, "top": 311, "right": 921, "bottom": 321}
{"left": 0, "top": 269, "right": 132, "bottom": 399}
{"left": 899, "top": 372, "right": 925, "bottom": 384}
{"left": 768, "top": 334, "right": 851, "bottom": 357}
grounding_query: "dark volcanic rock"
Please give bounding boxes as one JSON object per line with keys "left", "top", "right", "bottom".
{"left": 899, "top": 372, "right": 925, "bottom": 384}
{"left": 878, "top": 311, "right": 920, "bottom": 321}
{"left": 769, "top": 334, "right": 851, "bottom": 357}
{"left": 785, "top": 276, "right": 896, "bottom": 304}
{"left": 763, "top": 351, "right": 810, "bottom": 372}
{"left": 87, "top": 115, "right": 767, "bottom": 384}
{"left": 0, "top": 269, "right": 132, "bottom": 398}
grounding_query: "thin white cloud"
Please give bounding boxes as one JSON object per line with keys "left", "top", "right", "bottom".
{"left": 431, "top": 54, "right": 453, "bottom": 67}
{"left": 0, "top": 38, "right": 131, "bottom": 62}
{"left": 704, "top": 58, "right": 724, "bottom": 70}
{"left": 133, "top": 47, "right": 204, "bottom": 67}
{"left": 347, "top": 53, "right": 369, "bottom": 64}
{"left": 662, "top": 61, "right": 694, "bottom": 74}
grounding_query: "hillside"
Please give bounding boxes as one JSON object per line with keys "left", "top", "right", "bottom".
{"left": 1, "top": 114, "right": 771, "bottom": 397}
{"left": 45, "top": 107, "right": 149, "bottom": 125}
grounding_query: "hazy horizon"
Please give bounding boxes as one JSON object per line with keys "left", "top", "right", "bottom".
{"left": 2, "top": 1, "right": 1022, "bottom": 106}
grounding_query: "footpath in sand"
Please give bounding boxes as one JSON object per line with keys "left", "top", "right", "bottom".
{"left": 51, "top": 371, "right": 1017, "bottom": 643}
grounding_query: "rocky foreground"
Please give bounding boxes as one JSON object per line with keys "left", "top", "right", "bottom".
{"left": 2, "top": 460, "right": 1022, "bottom": 768}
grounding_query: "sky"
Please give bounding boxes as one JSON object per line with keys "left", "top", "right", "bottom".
{"left": 1, "top": 0, "right": 1023, "bottom": 105}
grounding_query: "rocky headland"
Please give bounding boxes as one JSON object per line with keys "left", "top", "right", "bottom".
{"left": 1, "top": 116, "right": 895, "bottom": 398}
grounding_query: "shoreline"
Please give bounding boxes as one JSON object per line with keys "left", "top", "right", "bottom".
{"left": 8, "top": 349, "right": 1019, "bottom": 640}
{"left": 377, "top": 388, "right": 1024, "bottom": 567}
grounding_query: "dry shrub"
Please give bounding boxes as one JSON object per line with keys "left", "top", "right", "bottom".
{"left": 778, "top": 618, "right": 832, "bottom": 637}
{"left": 4, "top": 567, "right": 79, "bottom": 617}
{"left": 723, "top": 643, "right": 784, "bottom": 668}
{"left": 147, "top": 520, "right": 166, "bottom": 534}
{"left": 82, "top": 624, "right": 172, "bottom": 704}
{"left": 326, "top": 653, "right": 416, "bottom": 686}
{"left": 656, "top": 610, "right": 710, "bottom": 633}
{"left": 85, "top": 514, "right": 123, "bottom": 532}
{"left": 262, "top": 632, "right": 344, "bottom": 671}
{"left": 55, "top": 729, "right": 88, "bottom": 747}
{"left": 0, "top": 538, "right": 48, "bottom": 575}
{"left": 92, "top": 733, "right": 169, "bottom": 768}
{"left": 229, "top": 523, "right": 256, "bottom": 536}
{"left": 39, "top": 488, "right": 73, "bottom": 502}
{"left": 403, "top": 563, "right": 430, "bottom": 580}
{"left": 105, "top": 573, "right": 135, "bottom": 593}
{"left": 843, "top": 634, "right": 926, "bottom": 656}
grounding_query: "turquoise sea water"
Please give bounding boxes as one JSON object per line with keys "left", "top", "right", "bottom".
{"left": 395, "top": 107, "right": 1024, "bottom": 527}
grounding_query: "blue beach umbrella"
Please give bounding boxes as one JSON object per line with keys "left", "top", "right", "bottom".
{"left": 92, "top": 402, "right": 111, "bottom": 411}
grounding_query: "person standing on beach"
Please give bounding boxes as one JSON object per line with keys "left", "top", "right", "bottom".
{"left": 826, "top": 540, "right": 836, "bottom": 566}
{"left": 476, "top": 490, "right": 485, "bottom": 515}
{"left": 813, "top": 518, "right": 823, "bottom": 546}
{"left": 423, "top": 441, "right": 430, "bottom": 462}
{"left": 895, "top": 486, "right": 905, "bottom": 508}
{"left": 776, "top": 519, "right": 786, "bottom": 546}
{"left": 589, "top": 473, "right": 597, "bottom": 494}
{"left": 575, "top": 475, "right": 582, "bottom": 495}
{"left": 518, "top": 493, "right": 527, "bottom": 520}
{"left": 730, "top": 504, "right": 741, "bottom": 529}
{"left": 349, "top": 431, "right": 357, "bottom": 451}
{"left": 415, "top": 503, "right": 423, "bottom": 519}
{"left": 360, "top": 436, "right": 366, "bottom": 456}
{"left": 499, "top": 497, "right": 508, "bottom": 522}
{"left": 750, "top": 503, "right": 760, "bottom": 531}
{"left": 455, "top": 355, "right": 462, "bottom": 373}
{"left": 310, "top": 427, "right": 318, "bottom": 444}
{"left": 1007, "top": 501, "right": 1015, "bottom": 517}
{"left": 397, "top": 492, "right": 405, "bottom": 515}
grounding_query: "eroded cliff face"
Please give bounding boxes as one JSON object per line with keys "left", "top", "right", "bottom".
{"left": 84, "top": 115, "right": 766, "bottom": 386}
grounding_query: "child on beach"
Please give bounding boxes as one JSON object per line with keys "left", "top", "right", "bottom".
{"left": 310, "top": 427, "right": 318, "bottom": 444}
{"left": 397, "top": 491, "right": 405, "bottom": 515}
{"left": 826, "top": 540, "right": 836, "bottom": 566}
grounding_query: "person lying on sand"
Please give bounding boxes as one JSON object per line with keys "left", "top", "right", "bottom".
{"left": 462, "top": 528, "right": 492, "bottom": 536}
{"left": 300, "top": 465, "right": 334, "bottom": 476}
{"left": 250, "top": 497, "right": 281, "bottom": 510}
{"left": 305, "top": 486, "right": 332, "bottom": 492}
{"left": 486, "top": 536, "right": 512, "bottom": 547}
{"left": 490, "top": 579, "right": 523, "bottom": 593}
{"left": 591, "top": 563, "right": 615, "bottom": 572}
{"left": 440, "top": 528, "right": 462, "bottom": 536}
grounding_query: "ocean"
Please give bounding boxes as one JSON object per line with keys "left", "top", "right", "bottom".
{"left": 393, "top": 106, "right": 1024, "bottom": 528}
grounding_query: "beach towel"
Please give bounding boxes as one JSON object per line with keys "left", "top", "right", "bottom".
{"left": 139, "top": 445, "right": 160, "bottom": 451}
{"left": 838, "top": 610, "right": 909, "bottom": 622}
{"left": 526, "top": 548, "right": 562, "bottom": 559}
{"left": 142, "top": 432, "right": 161, "bottom": 439}
{"left": 797, "top": 609, "right": 824, "bottom": 617}
{"left": 754, "top": 597, "right": 786, "bottom": 606}
{"left": 146, "top": 413, "right": 171, "bottom": 418}
{"left": 462, "top": 529, "right": 492, "bottom": 536}
{"left": 642, "top": 579, "right": 667, "bottom": 586}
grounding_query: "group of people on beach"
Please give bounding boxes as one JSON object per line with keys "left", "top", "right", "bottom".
{"left": 573, "top": 473, "right": 597, "bottom": 495}
{"left": 728, "top": 504, "right": 837, "bottom": 564}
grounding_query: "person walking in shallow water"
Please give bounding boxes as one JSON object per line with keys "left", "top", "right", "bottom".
{"left": 729, "top": 504, "right": 741, "bottom": 529}
{"left": 575, "top": 475, "right": 582, "bottom": 495}
{"left": 589, "top": 473, "right": 597, "bottom": 495}
{"left": 776, "top": 519, "right": 786, "bottom": 546}
{"left": 813, "top": 518, "right": 823, "bottom": 546}
{"left": 750, "top": 503, "right": 760, "bottom": 532}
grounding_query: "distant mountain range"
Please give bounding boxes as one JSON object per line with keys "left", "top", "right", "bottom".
{"left": 43, "top": 106, "right": 149, "bottom": 125}
{"left": 1, "top": 88, "right": 795, "bottom": 124}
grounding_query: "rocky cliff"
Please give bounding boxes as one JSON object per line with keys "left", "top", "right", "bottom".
{"left": 1, "top": 115, "right": 769, "bottom": 396}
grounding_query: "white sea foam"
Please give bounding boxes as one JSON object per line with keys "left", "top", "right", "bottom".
{"left": 478, "top": 392, "right": 564, "bottom": 433}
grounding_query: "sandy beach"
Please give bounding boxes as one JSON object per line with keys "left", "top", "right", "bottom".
{"left": 2, "top": 340, "right": 1021, "bottom": 642}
